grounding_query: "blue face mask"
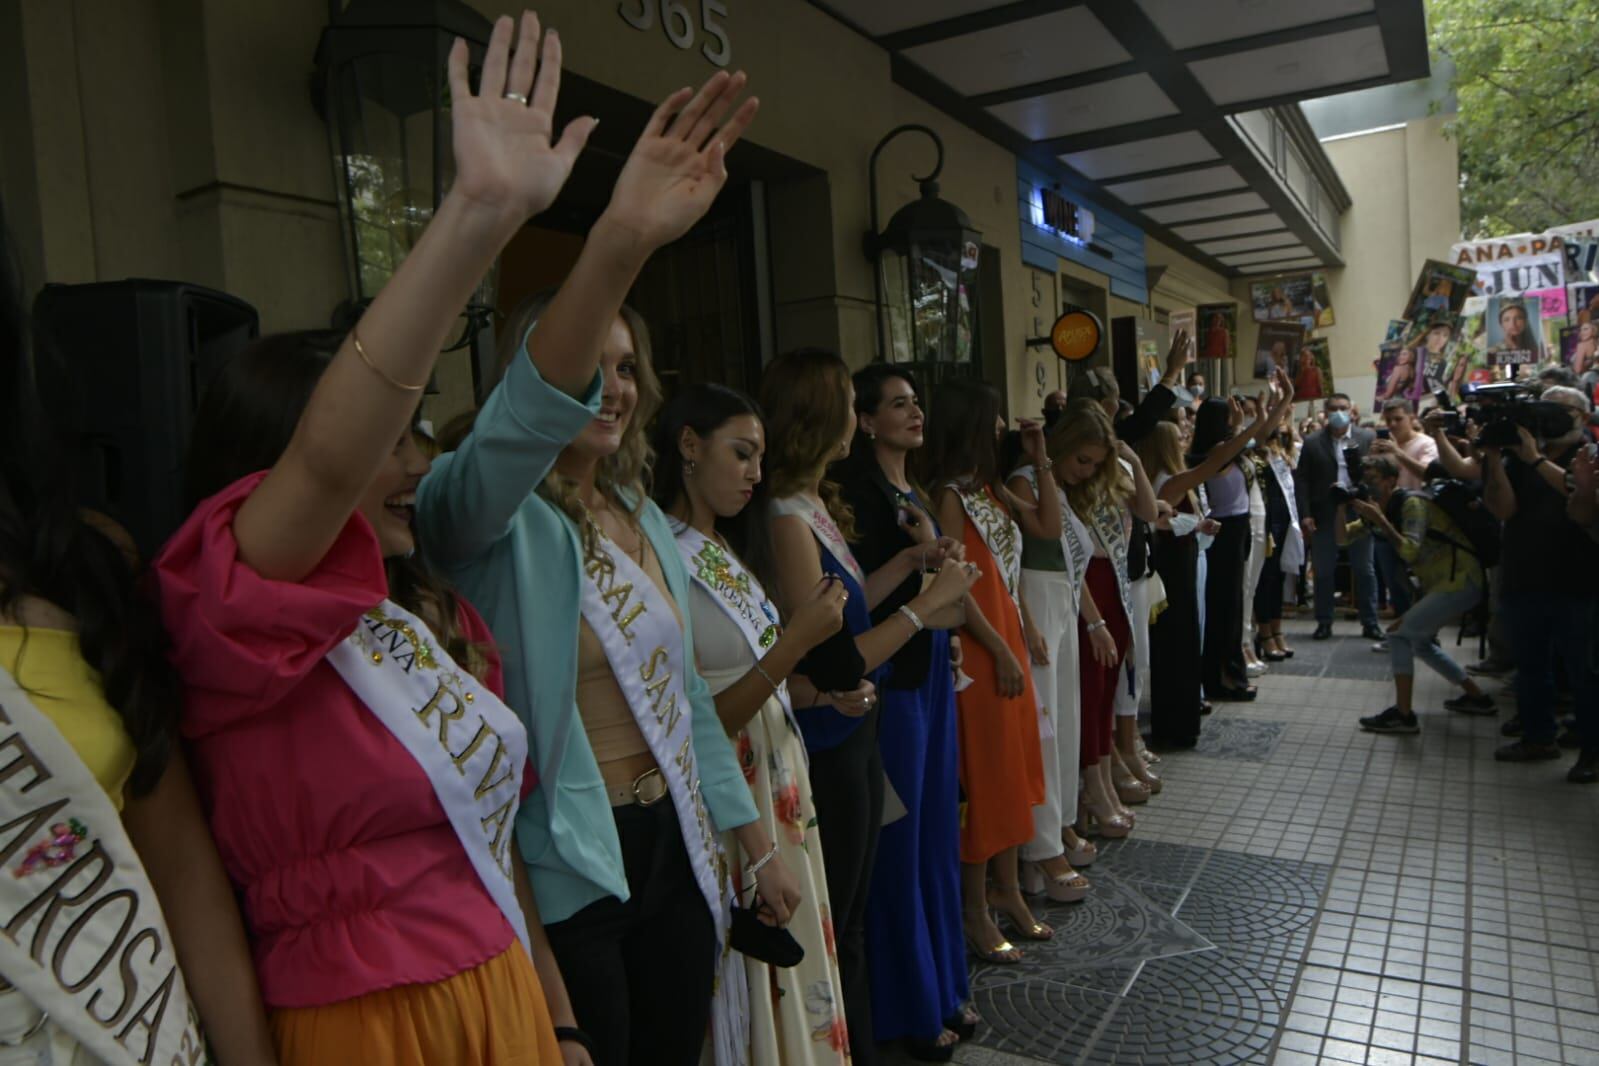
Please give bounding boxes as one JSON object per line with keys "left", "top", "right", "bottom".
{"left": 1246, "top": 438, "right": 1257, "bottom": 449}
{"left": 1328, "top": 410, "right": 1351, "bottom": 430}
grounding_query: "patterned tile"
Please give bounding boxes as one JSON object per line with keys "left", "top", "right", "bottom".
{"left": 1194, "top": 717, "right": 1289, "bottom": 762}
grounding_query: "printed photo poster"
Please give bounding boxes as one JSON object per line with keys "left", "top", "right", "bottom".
{"left": 1375, "top": 342, "right": 1424, "bottom": 406}
{"left": 1406, "top": 312, "right": 1462, "bottom": 395}
{"left": 1384, "top": 319, "right": 1411, "bottom": 343}
{"left": 1563, "top": 322, "right": 1599, "bottom": 376}
{"left": 1451, "top": 218, "right": 1599, "bottom": 299}
{"left": 1570, "top": 283, "right": 1599, "bottom": 325}
{"left": 1294, "top": 338, "right": 1333, "bottom": 400}
{"left": 1402, "top": 260, "right": 1476, "bottom": 321}
{"left": 1250, "top": 275, "right": 1316, "bottom": 322}
{"left": 1485, "top": 294, "right": 1545, "bottom": 367}
{"left": 1445, "top": 298, "right": 1494, "bottom": 397}
{"left": 1196, "top": 303, "right": 1237, "bottom": 362}
{"left": 1565, "top": 237, "right": 1599, "bottom": 285}
{"left": 1254, "top": 320, "right": 1305, "bottom": 378}
{"left": 1312, "top": 272, "right": 1335, "bottom": 327}
{"left": 1169, "top": 308, "right": 1197, "bottom": 363}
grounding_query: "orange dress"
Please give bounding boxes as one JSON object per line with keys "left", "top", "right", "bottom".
{"left": 951, "top": 486, "right": 1046, "bottom": 864}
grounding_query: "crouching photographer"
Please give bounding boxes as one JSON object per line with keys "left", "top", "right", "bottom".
{"left": 1481, "top": 385, "right": 1598, "bottom": 784}
{"left": 1334, "top": 457, "right": 1494, "bottom": 736}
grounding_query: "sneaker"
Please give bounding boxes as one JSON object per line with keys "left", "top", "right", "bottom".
{"left": 1360, "top": 624, "right": 1386, "bottom": 641}
{"left": 1360, "top": 707, "right": 1420, "bottom": 735}
{"left": 1443, "top": 692, "right": 1497, "bottom": 716}
{"left": 1493, "top": 739, "right": 1562, "bottom": 762}
{"left": 1568, "top": 749, "right": 1599, "bottom": 785}
{"left": 1312, "top": 623, "right": 1333, "bottom": 640}
{"left": 1467, "top": 659, "right": 1513, "bottom": 678}
{"left": 1370, "top": 640, "right": 1388, "bottom": 653}
{"left": 1500, "top": 715, "right": 1523, "bottom": 737}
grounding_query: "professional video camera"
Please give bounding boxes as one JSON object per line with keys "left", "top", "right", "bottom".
{"left": 1440, "top": 381, "right": 1574, "bottom": 449}
{"left": 1327, "top": 481, "right": 1370, "bottom": 507}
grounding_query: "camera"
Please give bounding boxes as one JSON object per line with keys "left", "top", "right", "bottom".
{"left": 1328, "top": 482, "right": 1370, "bottom": 507}
{"left": 1459, "top": 382, "right": 1574, "bottom": 449}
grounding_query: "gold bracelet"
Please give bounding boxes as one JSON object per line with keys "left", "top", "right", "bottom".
{"left": 352, "top": 329, "right": 427, "bottom": 393}
{"left": 752, "top": 660, "right": 780, "bottom": 695}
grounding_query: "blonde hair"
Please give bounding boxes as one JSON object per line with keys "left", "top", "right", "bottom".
{"left": 500, "top": 292, "right": 662, "bottom": 556}
{"left": 1047, "top": 398, "right": 1130, "bottom": 514}
{"left": 756, "top": 348, "right": 857, "bottom": 539}
{"left": 1135, "top": 421, "right": 1187, "bottom": 484}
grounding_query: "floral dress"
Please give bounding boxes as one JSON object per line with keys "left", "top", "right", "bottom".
{"left": 679, "top": 534, "right": 851, "bottom": 1065}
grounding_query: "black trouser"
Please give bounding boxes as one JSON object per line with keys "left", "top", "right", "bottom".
{"left": 1150, "top": 531, "right": 1202, "bottom": 746}
{"left": 1204, "top": 514, "right": 1251, "bottom": 693}
{"left": 1253, "top": 512, "right": 1290, "bottom": 625}
{"left": 544, "top": 798, "right": 716, "bottom": 1066}
{"left": 807, "top": 706, "right": 885, "bottom": 1065}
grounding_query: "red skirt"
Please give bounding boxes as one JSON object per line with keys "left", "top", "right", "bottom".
{"left": 1078, "top": 557, "right": 1130, "bottom": 765}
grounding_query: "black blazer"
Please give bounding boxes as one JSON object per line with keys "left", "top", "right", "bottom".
{"left": 1116, "top": 382, "right": 1177, "bottom": 448}
{"left": 838, "top": 460, "right": 935, "bottom": 691}
{"left": 1294, "top": 426, "right": 1376, "bottom": 527}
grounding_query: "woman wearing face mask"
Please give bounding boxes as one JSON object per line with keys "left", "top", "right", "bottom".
{"left": 155, "top": 17, "right": 591, "bottom": 1062}
{"left": 922, "top": 381, "right": 1060, "bottom": 964}
{"left": 751, "top": 349, "right": 977, "bottom": 1066}
{"left": 837, "top": 365, "right": 976, "bottom": 1061}
{"left": 651, "top": 384, "right": 853, "bottom": 1066}
{"left": 414, "top": 61, "right": 791, "bottom": 1066}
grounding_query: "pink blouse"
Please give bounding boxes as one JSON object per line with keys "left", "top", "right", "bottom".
{"left": 153, "top": 473, "right": 528, "bottom": 1009}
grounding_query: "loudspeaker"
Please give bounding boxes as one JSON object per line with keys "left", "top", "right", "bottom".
{"left": 32, "top": 279, "right": 260, "bottom": 557}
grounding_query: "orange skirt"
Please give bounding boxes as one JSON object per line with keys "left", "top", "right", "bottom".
{"left": 271, "top": 945, "right": 562, "bottom": 1066}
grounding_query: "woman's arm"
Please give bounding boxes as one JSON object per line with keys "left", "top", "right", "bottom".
{"left": 708, "top": 577, "right": 844, "bottom": 734}
{"left": 1121, "top": 446, "right": 1159, "bottom": 523}
{"left": 122, "top": 752, "right": 276, "bottom": 1066}
{"left": 511, "top": 841, "right": 588, "bottom": 1063}
{"left": 1156, "top": 422, "right": 1261, "bottom": 503}
{"left": 237, "top": 18, "right": 591, "bottom": 582}
{"left": 1012, "top": 423, "right": 1062, "bottom": 540}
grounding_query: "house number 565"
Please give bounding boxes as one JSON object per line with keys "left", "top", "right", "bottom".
{"left": 618, "top": 0, "right": 731, "bottom": 67}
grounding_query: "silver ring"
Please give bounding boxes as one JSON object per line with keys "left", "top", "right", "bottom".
{"left": 504, "top": 91, "right": 529, "bottom": 105}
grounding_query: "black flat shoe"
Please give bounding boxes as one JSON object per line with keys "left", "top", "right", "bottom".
{"left": 1198, "top": 700, "right": 1214, "bottom": 716}
{"left": 1212, "top": 687, "right": 1257, "bottom": 702}
{"left": 1312, "top": 623, "right": 1333, "bottom": 640}
{"left": 903, "top": 1034, "right": 957, "bottom": 1062}
{"left": 945, "top": 1008, "right": 979, "bottom": 1042}
{"left": 1569, "top": 749, "right": 1599, "bottom": 785}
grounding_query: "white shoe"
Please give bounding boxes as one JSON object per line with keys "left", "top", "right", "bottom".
{"left": 1246, "top": 660, "right": 1267, "bottom": 677}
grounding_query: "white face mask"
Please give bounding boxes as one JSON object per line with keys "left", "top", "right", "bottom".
{"left": 1192, "top": 386, "right": 1205, "bottom": 398}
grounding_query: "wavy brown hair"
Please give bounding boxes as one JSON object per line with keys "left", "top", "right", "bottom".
{"left": 1047, "top": 398, "right": 1130, "bottom": 514}
{"left": 756, "top": 348, "right": 856, "bottom": 532}
{"left": 500, "top": 292, "right": 663, "bottom": 557}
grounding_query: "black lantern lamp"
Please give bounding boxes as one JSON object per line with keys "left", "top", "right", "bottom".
{"left": 313, "top": 0, "right": 497, "bottom": 395}
{"left": 865, "top": 125, "right": 983, "bottom": 366}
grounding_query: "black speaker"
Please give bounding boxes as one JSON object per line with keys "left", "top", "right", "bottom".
{"left": 32, "top": 279, "right": 260, "bottom": 557}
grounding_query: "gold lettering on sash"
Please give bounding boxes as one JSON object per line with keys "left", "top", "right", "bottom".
{"left": 480, "top": 797, "right": 515, "bottom": 875}
{"left": 0, "top": 727, "right": 52, "bottom": 794}
{"left": 472, "top": 735, "right": 513, "bottom": 802}
{"left": 414, "top": 679, "right": 465, "bottom": 744}
{"left": 52, "top": 887, "right": 137, "bottom": 993}
{"left": 640, "top": 647, "right": 669, "bottom": 682}
{"left": 613, "top": 602, "right": 645, "bottom": 642}
{"left": 116, "top": 963, "right": 176, "bottom": 1066}
{"left": 5, "top": 839, "right": 115, "bottom": 962}
{"left": 91, "top": 925, "right": 161, "bottom": 1027}
{"left": 449, "top": 719, "right": 492, "bottom": 774}
{"left": 674, "top": 736, "right": 694, "bottom": 780}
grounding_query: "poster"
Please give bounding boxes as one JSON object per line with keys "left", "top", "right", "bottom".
{"left": 1565, "top": 237, "right": 1599, "bottom": 285}
{"left": 1485, "top": 294, "right": 1544, "bottom": 367}
{"left": 1250, "top": 275, "right": 1316, "bottom": 322}
{"left": 1196, "top": 303, "right": 1236, "bottom": 362}
{"left": 1570, "top": 283, "right": 1599, "bottom": 325}
{"left": 1451, "top": 218, "right": 1599, "bottom": 299}
{"left": 1445, "top": 298, "right": 1493, "bottom": 396}
{"left": 1406, "top": 312, "right": 1461, "bottom": 395}
{"left": 1294, "top": 338, "right": 1333, "bottom": 400}
{"left": 1563, "top": 322, "right": 1598, "bottom": 376}
{"left": 1254, "top": 320, "right": 1304, "bottom": 378}
{"left": 1375, "top": 342, "right": 1424, "bottom": 405}
{"left": 1401, "top": 259, "right": 1476, "bottom": 321}
{"left": 1312, "top": 272, "right": 1335, "bottom": 327}
{"left": 1384, "top": 319, "right": 1411, "bottom": 343}
{"left": 1169, "top": 308, "right": 1197, "bottom": 363}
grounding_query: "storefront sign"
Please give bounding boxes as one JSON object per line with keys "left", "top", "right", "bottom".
{"left": 619, "top": 0, "right": 731, "bottom": 67}
{"left": 1033, "top": 188, "right": 1095, "bottom": 247}
{"left": 1051, "top": 309, "right": 1101, "bottom": 361}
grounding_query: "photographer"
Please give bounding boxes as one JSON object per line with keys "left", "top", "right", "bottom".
{"left": 1368, "top": 399, "right": 1439, "bottom": 618}
{"left": 1341, "top": 457, "right": 1495, "bottom": 734}
{"left": 1481, "top": 385, "right": 1598, "bottom": 784}
{"left": 1296, "top": 393, "right": 1382, "bottom": 641}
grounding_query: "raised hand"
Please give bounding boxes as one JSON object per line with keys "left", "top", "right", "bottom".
{"left": 447, "top": 12, "right": 596, "bottom": 223}
{"left": 605, "top": 70, "right": 759, "bottom": 250}
{"left": 788, "top": 576, "right": 848, "bottom": 651}
{"left": 1165, "top": 329, "right": 1192, "bottom": 376}
{"left": 1019, "top": 418, "right": 1048, "bottom": 467}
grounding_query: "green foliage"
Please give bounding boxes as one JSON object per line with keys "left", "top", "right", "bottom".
{"left": 1429, "top": 0, "right": 1599, "bottom": 236}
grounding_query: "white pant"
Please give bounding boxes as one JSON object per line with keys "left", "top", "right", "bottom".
{"left": 1114, "top": 574, "right": 1160, "bottom": 718}
{"left": 1019, "top": 569, "right": 1081, "bottom": 863}
{"left": 1242, "top": 510, "right": 1267, "bottom": 639}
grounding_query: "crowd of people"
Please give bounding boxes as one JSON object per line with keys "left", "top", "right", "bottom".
{"left": 2, "top": 13, "right": 1595, "bottom": 1066}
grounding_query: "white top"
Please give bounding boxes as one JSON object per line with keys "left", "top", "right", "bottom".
{"left": 1332, "top": 433, "right": 1354, "bottom": 489}
{"left": 1205, "top": 463, "right": 1249, "bottom": 518}
{"left": 686, "top": 584, "right": 757, "bottom": 694}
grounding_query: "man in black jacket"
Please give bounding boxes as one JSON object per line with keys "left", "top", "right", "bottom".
{"left": 1295, "top": 392, "right": 1382, "bottom": 640}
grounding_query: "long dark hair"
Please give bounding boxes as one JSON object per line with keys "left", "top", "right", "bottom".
{"left": 1189, "top": 396, "right": 1234, "bottom": 460}
{"left": 0, "top": 209, "right": 180, "bottom": 796}
{"left": 650, "top": 383, "right": 772, "bottom": 565}
{"left": 184, "top": 332, "right": 489, "bottom": 678}
{"left": 845, "top": 363, "right": 919, "bottom": 465}
{"left": 919, "top": 379, "right": 1003, "bottom": 493}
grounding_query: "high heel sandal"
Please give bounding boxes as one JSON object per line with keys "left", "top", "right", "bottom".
{"left": 1109, "top": 750, "right": 1150, "bottom": 806}
{"left": 989, "top": 893, "right": 1054, "bottom": 941}
{"left": 1273, "top": 636, "right": 1295, "bottom": 658}
{"left": 1082, "top": 799, "right": 1132, "bottom": 838}
{"left": 1122, "top": 749, "right": 1163, "bottom": 794}
{"left": 1021, "top": 860, "right": 1090, "bottom": 903}
{"left": 946, "top": 1005, "right": 980, "bottom": 1042}
{"left": 964, "top": 914, "right": 1023, "bottom": 964}
{"left": 1063, "top": 829, "right": 1098, "bottom": 868}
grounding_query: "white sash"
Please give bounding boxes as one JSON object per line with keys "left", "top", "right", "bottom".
{"left": 780, "top": 497, "right": 866, "bottom": 589}
{"left": 1014, "top": 465, "right": 1092, "bottom": 613}
{"left": 575, "top": 525, "right": 747, "bottom": 1066}
{"left": 673, "top": 526, "right": 799, "bottom": 741}
{"left": 1268, "top": 454, "right": 1306, "bottom": 572}
{"left": 326, "top": 599, "right": 531, "bottom": 955}
{"left": 0, "top": 664, "right": 205, "bottom": 1066}
{"left": 952, "top": 485, "right": 1021, "bottom": 604}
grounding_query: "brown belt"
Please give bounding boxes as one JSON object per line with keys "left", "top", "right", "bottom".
{"left": 607, "top": 767, "right": 668, "bottom": 808}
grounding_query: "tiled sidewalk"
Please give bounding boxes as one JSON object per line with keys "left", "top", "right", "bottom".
{"left": 932, "top": 618, "right": 1599, "bottom": 1066}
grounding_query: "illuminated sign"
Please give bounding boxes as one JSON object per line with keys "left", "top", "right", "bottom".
{"left": 1051, "top": 309, "right": 1101, "bottom": 361}
{"left": 1033, "top": 187, "right": 1095, "bottom": 247}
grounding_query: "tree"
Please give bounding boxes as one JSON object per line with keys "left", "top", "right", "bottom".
{"left": 1429, "top": 0, "right": 1599, "bottom": 236}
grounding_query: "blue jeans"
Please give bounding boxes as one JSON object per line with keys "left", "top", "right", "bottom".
{"left": 1388, "top": 581, "right": 1480, "bottom": 683}
{"left": 1374, "top": 536, "right": 1414, "bottom": 616}
{"left": 1504, "top": 591, "right": 1598, "bottom": 747}
{"left": 1311, "top": 525, "right": 1377, "bottom": 627}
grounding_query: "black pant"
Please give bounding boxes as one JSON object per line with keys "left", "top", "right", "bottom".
{"left": 544, "top": 798, "right": 716, "bottom": 1066}
{"left": 807, "top": 706, "right": 885, "bottom": 1065}
{"left": 1204, "top": 514, "right": 1251, "bottom": 693}
{"left": 1150, "top": 531, "right": 1202, "bottom": 746}
{"left": 1253, "top": 513, "right": 1289, "bottom": 625}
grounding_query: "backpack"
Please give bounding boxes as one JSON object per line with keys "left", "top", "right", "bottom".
{"left": 1390, "top": 479, "right": 1500, "bottom": 570}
